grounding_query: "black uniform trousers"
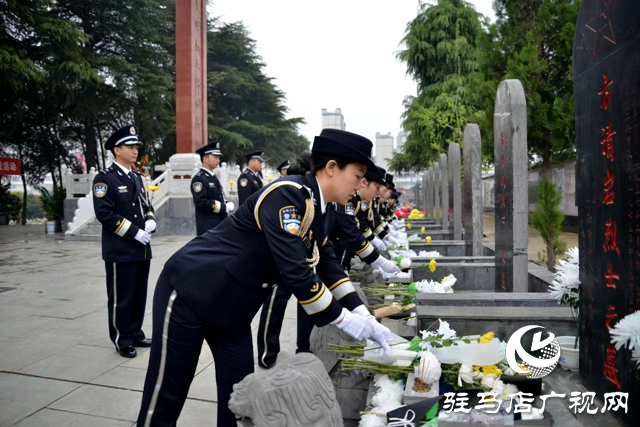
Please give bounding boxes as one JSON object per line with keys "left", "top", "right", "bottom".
{"left": 137, "top": 272, "right": 253, "bottom": 427}
{"left": 105, "top": 260, "right": 150, "bottom": 349}
{"left": 256, "top": 283, "right": 315, "bottom": 369}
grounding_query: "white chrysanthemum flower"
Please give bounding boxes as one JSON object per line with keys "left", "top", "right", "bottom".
{"left": 457, "top": 362, "right": 475, "bottom": 386}
{"left": 610, "top": 310, "right": 640, "bottom": 369}
{"left": 415, "top": 351, "right": 442, "bottom": 385}
{"left": 549, "top": 247, "right": 580, "bottom": 306}
{"left": 481, "top": 374, "right": 498, "bottom": 390}
{"left": 437, "top": 319, "right": 457, "bottom": 340}
{"left": 400, "top": 258, "right": 412, "bottom": 269}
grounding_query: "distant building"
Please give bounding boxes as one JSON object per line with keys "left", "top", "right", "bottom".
{"left": 396, "top": 131, "right": 409, "bottom": 152}
{"left": 321, "top": 108, "right": 347, "bottom": 130}
{"left": 375, "top": 132, "right": 394, "bottom": 171}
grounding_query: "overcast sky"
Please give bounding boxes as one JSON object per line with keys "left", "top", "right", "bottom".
{"left": 208, "top": 0, "right": 496, "bottom": 150}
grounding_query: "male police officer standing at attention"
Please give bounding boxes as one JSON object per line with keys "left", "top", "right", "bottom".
{"left": 191, "top": 141, "right": 235, "bottom": 236}
{"left": 92, "top": 125, "right": 155, "bottom": 358}
{"left": 237, "top": 149, "right": 264, "bottom": 205}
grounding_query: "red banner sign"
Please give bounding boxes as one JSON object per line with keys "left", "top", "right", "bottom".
{"left": 0, "top": 158, "right": 21, "bottom": 175}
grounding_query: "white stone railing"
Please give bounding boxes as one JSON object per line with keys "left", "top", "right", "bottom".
{"left": 215, "top": 162, "right": 241, "bottom": 200}
{"left": 146, "top": 169, "right": 171, "bottom": 208}
{"left": 65, "top": 167, "right": 98, "bottom": 199}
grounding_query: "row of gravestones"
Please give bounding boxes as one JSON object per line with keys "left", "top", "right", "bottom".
{"left": 412, "top": 78, "right": 528, "bottom": 293}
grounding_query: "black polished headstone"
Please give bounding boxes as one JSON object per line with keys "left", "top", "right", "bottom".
{"left": 574, "top": 1, "right": 640, "bottom": 425}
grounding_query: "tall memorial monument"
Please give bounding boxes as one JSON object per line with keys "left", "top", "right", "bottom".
{"left": 574, "top": 1, "right": 640, "bottom": 425}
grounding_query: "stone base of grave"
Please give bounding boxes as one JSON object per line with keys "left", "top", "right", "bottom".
{"left": 152, "top": 196, "right": 196, "bottom": 237}
{"left": 417, "top": 306, "right": 576, "bottom": 349}
{"left": 310, "top": 283, "right": 371, "bottom": 421}
{"left": 417, "top": 292, "right": 557, "bottom": 307}
{"left": 412, "top": 262, "right": 495, "bottom": 291}
{"left": 412, "top": 256, "right": 494, "bottom": 263}
{"left": 381, "top": 317, "right": 417, "bottom": 339}
{"left": 410, "top": 241, "right": 466, "bottom": 256}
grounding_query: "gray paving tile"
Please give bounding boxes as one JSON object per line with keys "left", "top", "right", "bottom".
{"left": 48, "top": 384, "right": 142, "bottom": 422}
{"left": 36, "top": 301, "right": 104, "bottom": 320}
{"left": 0, "top": 374, "right": 81, "bottom": 427}
{"left": 90, "top": 367, "right": 147, "bottom": 392}
{"left": 12, "top": 408, "right": 134, "bottom": 427}
{"left": 187, "top": 364, "right": 217, "bottom": 402}
{"left": 20, "top": 345, "right": 125, "bottom": 382}
{"left": 178, "top": 399, "right": 217, "bottom": 427}
{"left": 122, "top": 345, "right": 210, "bottom": 375}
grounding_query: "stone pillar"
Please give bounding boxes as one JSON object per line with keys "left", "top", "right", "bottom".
{"left": 494, "top": 80, "right": 528, "bottom": 293}
{"left": 463, "top": 124, "right": 484, "bottom": 256}
{"left": 448, "top": 143, "right": 462, "bottom": 240}
{"left": 574, "top": 1, "right": 640, "bottom": 424}
{"left": 175, "top": 0, "right": 207, "bottom": 153}
{"left": 433, "top": 162, "right": 441, "bottom": 225}
{"left": 422, "top": 172, "right": 428, "bottom": 214}
{"left": 415, "top": 181, "right": 421, "bottom": 210}
{"left": 440, "top": 154, "right": 449, "bottom": 232}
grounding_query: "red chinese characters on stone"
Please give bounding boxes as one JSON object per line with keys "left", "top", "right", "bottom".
{"left": 604, "top": 343, "right": 621, "bottom": 390}
{"left": 603, "top": 170, "right": 615, "bottom": 205}
{"left": 500, "top": 175, "right": 506, "bottom": 190}
{"left": 501, "top": 271, "right": 506, "bottom": 290}
{"left": 603, "top": 221, "right": 620, "bottom": 254}
{"left": 500, "top": 193, "right": 506, "bottom": 208}
{"left": 601, "top": 121, "right": 616, "bottom": 161}
{"left": 605, "top": 263, "right": 619, "bottom": 288}
{"left": 500, "top": 155, "right": 505, "bottom": 169}
{"left": 598, "top": 73, "right": 613, "bottom": 110}
{"left": 501, "top": 132, "right": 505, "bottom": 149}
{"left": 605, "top": 305, "right": 617, "bottom": 329}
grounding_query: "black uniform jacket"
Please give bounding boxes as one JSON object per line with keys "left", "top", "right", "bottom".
{"left": 237, "top": 168, "right": 263, "bottom": 206}
{"left": 191, "top": 169, "right": 227, "bottom": 235}
{"left": 352, "top": 194, "right": 375, "bottom": 242}
{"left": 329, "top": 201, "right": 380, "bottom": 264}
{"left": 93, "top": 163, "right": 155, "bottom": 262}
{"left": 372, "top": 197, "right": 389, "bottom": 239}
{"left": 162, "top": 174, "right": 363, "bottom": 330}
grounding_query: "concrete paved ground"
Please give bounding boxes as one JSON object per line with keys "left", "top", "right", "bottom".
{"left": 0, "top": 225, "right": 299, "bottom": 427}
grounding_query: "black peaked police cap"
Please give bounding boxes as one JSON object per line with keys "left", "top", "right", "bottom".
{"left": 312, "top": 129, "right": 377, "bottom": 173}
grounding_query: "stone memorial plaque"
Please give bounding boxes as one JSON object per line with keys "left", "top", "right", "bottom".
{"left": 494, "top": 80, "right": 528, "bottom": 292}
{"left": 434, "top": 162, "right": 441, "bottom": 224}
{"left": 574, "top": 1, "right": 640, "bottom": 425}
{"left": 448, "top": 143, "right": 462, "bottom": 240}
{"left": 440, "top": 153, "right": 449, "bottom": 231}
{"left": 463, "top": 124, "right": 484, "bottom": 256}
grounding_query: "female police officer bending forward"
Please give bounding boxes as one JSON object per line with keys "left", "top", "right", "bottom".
{"left": 136, "top": 129, "right": 395, "bottom": 427}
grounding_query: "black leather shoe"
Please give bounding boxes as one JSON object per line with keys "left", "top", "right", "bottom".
{"left": 118, "top": 346, "right": 137, "bottom": 358}
{"left": 133, "top": 338, "right": 152, "bottom": 347}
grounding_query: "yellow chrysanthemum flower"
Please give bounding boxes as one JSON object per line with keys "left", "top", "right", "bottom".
{"left": 428, "top": 259, "right": 437, "bottom": 272}
{"left": 478, "top": 331, "right": 495, "bottom": 344}
{"left": 482, "top": 365, "right": 503, "bottom": 376}
{"left": 268, "top": 177, "right": 274, "bottom": 182}
{"left": 148, "top": 185, "right": 159, "bottom": 191}
{"left": 518, "top": 364, "right": 531, "bottom": 376}
{"left": 406, "top": 223, "right": 412, "bottom": 229}
{"left": 421, "top": 226, "right": 426, "bottom": 233}
{"left": 229, "top": 180, "right": 236, "bottom": 186}
{"left": 425, "top": 236, "right": 432, "bottom": 244}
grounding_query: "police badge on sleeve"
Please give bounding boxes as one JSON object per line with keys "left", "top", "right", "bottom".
{"left": 345, "top": 202, "right": 355, "bottom": 216}
{"left": 94, "top": 183, "right": 107, "bottom": 198}
{"left": 240, "top": 178, "right": 248, "bottom": 187}
{"left": 192, "top": 182, "right": 203, "bottom": 193}
{"left": 280, "top": 206, "right": 301, "bottom": 235}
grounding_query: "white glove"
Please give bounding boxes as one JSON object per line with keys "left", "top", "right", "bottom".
{"left": 145, "top": 219, "right": 156, "bottom": 233}
{"left": 226, "top": 201, "right": 235, "bottom": 213}
{"left": 372, "top": 236, "right": 387, "bottom": 252}
{"left": 384, "top": 234, "right": 401, "bottom": 247}
{"left": 352, "top": 305, "right": 392, "bottom": 355}
{"left": 371, "top": 256, "right": 401, "bottom": 274}
{"left": 333, "top": 308, "right": 370, "bottom": 341}
{"left": 134, "top": 229, "right": 151, "bottom": 245}
{"left": 392, "top": 219, "right": 403, "bottom": 228}
{"left": 390, "top": 228, "right": 401, "bottom": 238}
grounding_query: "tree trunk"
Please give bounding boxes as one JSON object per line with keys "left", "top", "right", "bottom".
{"left": 546, "top": 236, "right": 555, "bottom": 272}
{"left": 84, "top": 122, "right": 98, "bottom": 171}
{"left": 541, "top": 153, "right": 555, "bottom": 271}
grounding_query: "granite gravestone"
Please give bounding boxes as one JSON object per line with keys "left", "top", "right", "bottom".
{"left": 448, "top": 143, "right": 462, "bottom": 240}
{"left": 494, "top": 80, "right": 528, "bottom": 293}
{"left": 440, "top": 153, "right": 450, "bottom": 232}
{"left": 574, "top": 1, "right": 640, "bottom": 425}
{"left": 463, "top": 124, "right": 484, "bottom": 256}
{"left": 424, "top": 169, "right": 431, "bottom": 217}
{"left": 434, "top": 162, "right": 441, "bottom": 224}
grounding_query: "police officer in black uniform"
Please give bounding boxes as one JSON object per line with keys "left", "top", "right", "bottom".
{"left": 237, "top": 149, "right": 265, "bottom": 205}
{"left": 92, "top": 125, "right": 155, "bottom": 358}
{"left": 277, "top": 159, "right": 291, "bottom": 176}
{"left": 136, "top": 129, "right": 395, "bottom": 427}
{"left": 257, "top": 165, "right": 401, "bottom": 369}
{"left": 191, "top": 141, "right": 234, "bottom": 236}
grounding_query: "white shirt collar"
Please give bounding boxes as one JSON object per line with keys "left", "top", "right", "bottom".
{"left": 315, "top": 176, "right": 326, "bottom": 214}
{"left": 201, "top": 167, "right": 214, "bottom": 176}
{"left": 114, "top": 162, "right": 131, "bottom": 175}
